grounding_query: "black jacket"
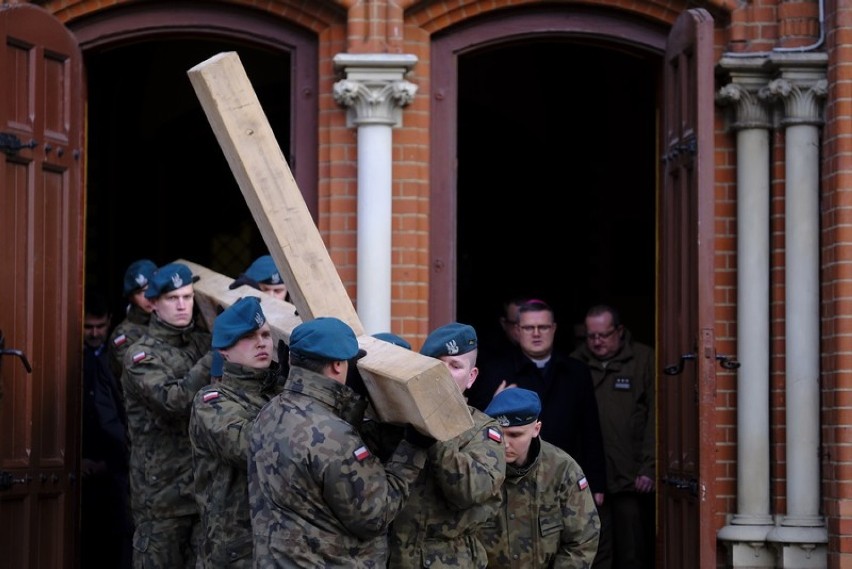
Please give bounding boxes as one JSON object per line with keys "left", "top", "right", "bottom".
{"left": 470, "top": 348, "right": 608, "bottom": 495}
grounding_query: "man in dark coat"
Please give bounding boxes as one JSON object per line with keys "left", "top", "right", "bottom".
{"left": 472, "top": 299, "right": 607, "bottom": 509}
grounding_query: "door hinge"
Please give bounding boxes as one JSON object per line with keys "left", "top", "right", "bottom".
{"left": 0, "top": 132, "right": 38, "bottom": 155}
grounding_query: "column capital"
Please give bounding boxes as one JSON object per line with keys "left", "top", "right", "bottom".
{"left": 332, "top": 53, "right": 418, "bottom": 127}
{"left": 765, "top": 54, "right": 828, "bottom": 127}
{"left": 717, "top": 83, "right": 773, "bottom": 130}
{"left": 716, "top": 58, "right": 774, "bottom": 130}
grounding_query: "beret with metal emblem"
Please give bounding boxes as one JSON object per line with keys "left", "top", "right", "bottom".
{"left": 122, "top": 258, "right": 157, "bottom": 296}
{"left": 419, "top": 322, "right": 477, "bottom": 359}
{"left": 212, "top": 296, "right": 267, "bottom": 349}
{"left": 144, "top": 262, "right": 200, "bottom": 299}
{"left": 484, "top": 388, "right": 542, "bottom": 427}
{"left": 244, "top": 255, "right": 283, "bottom": 285}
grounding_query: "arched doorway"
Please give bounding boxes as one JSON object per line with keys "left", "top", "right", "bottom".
{"left": 431, "top": 7, "right": 664, "bottom": 361}
{"left": 68, "top": 3, "right": 318, "bottom": 316}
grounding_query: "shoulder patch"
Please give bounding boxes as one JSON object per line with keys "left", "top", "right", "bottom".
{"left": 487, "top": 427, "right": 503, "bottom": 443}
{"left": 578, "top": 476, "right": 589, "bottom": 491}
{"left": 202, "top": 391, "right": 220, "bottom": 403}
{"left": 113, "top": 334, "right": 127, "bottom": 347}
{"left": 131, "top": 351, "right": 146, "bottom": 364}
{"left": 354, "top": 445, "right": 371, "bottom": 461}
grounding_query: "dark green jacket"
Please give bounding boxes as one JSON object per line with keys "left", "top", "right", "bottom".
{"left": 572, "top": 331, "right": 655, "bottom": 493}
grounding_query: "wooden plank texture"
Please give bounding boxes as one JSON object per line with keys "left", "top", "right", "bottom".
{"left": 183, "top": 259, "right": 472, "bottom": 440}
{"left": 187, "top": 51, "right": 361, "bottom": 333}
{"left": 184, "top": 52, "right": 472, "bottom": 440}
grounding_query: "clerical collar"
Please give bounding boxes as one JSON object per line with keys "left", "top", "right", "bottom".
{"left": 529, "top": 354, "right": 551, "bottom": 369}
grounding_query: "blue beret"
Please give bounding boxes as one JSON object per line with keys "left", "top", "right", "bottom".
{"left": 123, "top": 259, "right": 157, "bottom": 296}
{"left": 144, "top": 262, "right": 199, "bottom": 299}
{"left": 372, "top": 332, "right": 411, "bottom": 350}
{"left": 244, "top": 255, "right": 284, "bottom": 285}
{"left": 290, "top": 317, "right": 365, "bottom": 361}
{"left": 420, "top": 322, "right": 477, "bottom": 358}
{"left": 485, "top": 388, "right": 542, "bottom": 427}
{"left": 212, "top": 296, "right": 267, "bottom": 349}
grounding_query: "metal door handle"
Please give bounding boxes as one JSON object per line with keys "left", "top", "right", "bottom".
{"left": 0, "top": 330, "right": 32, "bottom": 373}
{"left": 661, "top": 475, "right": 698, "bottom": 496}
{"left": 664, "top": 353, "right": 696, "bottom": 375}
{"left": 664, "top": 351, "right": 740, "bottom": 375}
{"left": 0, "top": 471, "right": 30, "bottom": 491}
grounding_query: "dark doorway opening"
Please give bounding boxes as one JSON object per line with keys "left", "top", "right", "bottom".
{"left": 84, "top": 39, "right": 292, "bottom": 317}
{"left": 455, "top": 40, "right": 659, "bottom": 353}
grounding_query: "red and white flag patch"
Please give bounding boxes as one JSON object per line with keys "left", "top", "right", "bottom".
{"left": 113, "top": 334, "right": 127, "bottom": 347}
{"left": 132, "top": 351, "right": 146, "bottom": 363}
{"left": 487, "top": 428, "right": 503, "bottom": 443}
{"left": 202, "top": 391, "right": 220, "bottom": 403}
{"left": 354, "top": 445, "right": 371, "bottom": 461}
{"left": 578, "top": 476, "right": 589, "bottom": 491}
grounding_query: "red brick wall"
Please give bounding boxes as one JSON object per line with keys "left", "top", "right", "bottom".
{"left": 42, "top": 0, "right": 849, "bottom": 563}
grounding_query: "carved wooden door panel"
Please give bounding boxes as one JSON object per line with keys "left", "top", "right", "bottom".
{"left": 0, "top": 4, "right": 85, "bottom": 568}
{"left": 659, "top": 8, "right": 717, "bottom": 569}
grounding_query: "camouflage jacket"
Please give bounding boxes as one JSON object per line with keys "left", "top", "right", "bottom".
{"left": 189, "top": 361, "right": 284, "bottom": 568}
{"left": 572, "top": 331, "right": 655, "bottom": 493}
{"left": 121, "top": 314, "right": 211, "bottom": 522}
{"left": 479, "top": 437, "right": 600, "bottom": 568}
{"left": 249, "top": 366, "right": 427, "bottom": 568}
{"left": 108, "top": 304, "right": 151, "bottom": 380}
{"left": 387, "top": 407, "right": 506, "bottom": 569}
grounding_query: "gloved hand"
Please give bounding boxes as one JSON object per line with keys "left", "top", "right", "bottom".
{"left": 228, "top": 273, "right": 261, "bottom": 291}
{"left": 211, "top": 350, "right": 224, "bottom": 379}
{"left": 404, "top": 424, "right": 437, "bottom": 449}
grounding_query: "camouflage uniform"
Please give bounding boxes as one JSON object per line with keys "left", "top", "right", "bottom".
{"left": 249, "top": 366, "right": 427, "bottom": 568}
{"left": 188, "top": 362, "right": 284, "bottom": 568}
{"left": 479, "top": 437, "right": 601, "bottom": 568}
{"left": 387, "top": 407, "right": 506, "bottom": 569}
{"left": 121, "top": 313, "right": 212, "bottom": 569}
{"left": 109, "top": 303, "right": 151, "bottom": 380}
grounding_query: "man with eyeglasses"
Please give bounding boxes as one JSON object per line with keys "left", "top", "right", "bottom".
{"left": 473, "top": 300, "right": 608, "bottom": 523}
{"left": 571, "top": 304, "right": 656, "bottom": 569}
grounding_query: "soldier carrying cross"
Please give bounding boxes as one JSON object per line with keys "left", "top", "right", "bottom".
{"left": 187, "top": 51, "right": 506, "bottom": 567}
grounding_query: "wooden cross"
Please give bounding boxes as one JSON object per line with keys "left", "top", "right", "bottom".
{"left": 186, "top": 51, "right": 473, "bottom": 441}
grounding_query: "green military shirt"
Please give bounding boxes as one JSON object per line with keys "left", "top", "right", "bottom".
{"left": 189, "top": 361, "right": 284, "bottom": 568}
{"left": 249, "top": 366, "right": 428, "bottom": 568}
{"left": 388, "top": 407, "right": 507, "bottom": 569}
{"left": 479, "top": 437, "right": 600, "bottom": 568}
{"left": 108, "top": 303, "right": 151, "bottom": 380}
{"left": 121, "top": 314, "right": 211, "bottom": 523}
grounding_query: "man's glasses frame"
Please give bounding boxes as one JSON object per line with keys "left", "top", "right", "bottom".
{"left": 585, "top": 328, "right": 618, "bottom": 341}
{"left": 518, "top": 324, "right": 554, "bottom": 334}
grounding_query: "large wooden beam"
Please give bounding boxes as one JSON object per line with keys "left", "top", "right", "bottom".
{"left": 186, "top": 52, "right": 473, "bottom": 441}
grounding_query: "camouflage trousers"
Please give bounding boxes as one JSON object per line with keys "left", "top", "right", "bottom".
{"left": 132, "top": 514, "right": 201, "bottom": 569}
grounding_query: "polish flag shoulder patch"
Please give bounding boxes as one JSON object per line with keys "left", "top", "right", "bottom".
{"left": 131, "top": 351, "right": 147, "bottom": 364}
{"left": 113, "top": 334, "right": 127, "bottom": 347}
{"left": 202, "top": 391, "right": 220, "bottom": 403}
{"left": 354, "top": 445, "right": 371, "bottom": 461}
{"left": 578, "top": 476, "right": 589, "bottom": 491}
{"left": 487, "top": 428, "right": 502, "bottom": 443}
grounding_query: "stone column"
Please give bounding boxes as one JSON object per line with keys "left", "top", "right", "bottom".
{"left": 332, "top": 54, "right": 418, "bottom": 334}
{"left": 716, "top": 58, "right": 776, "bottom": 568}
{"left": 764, "top": 52, "right": 828, "bottom": 569}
